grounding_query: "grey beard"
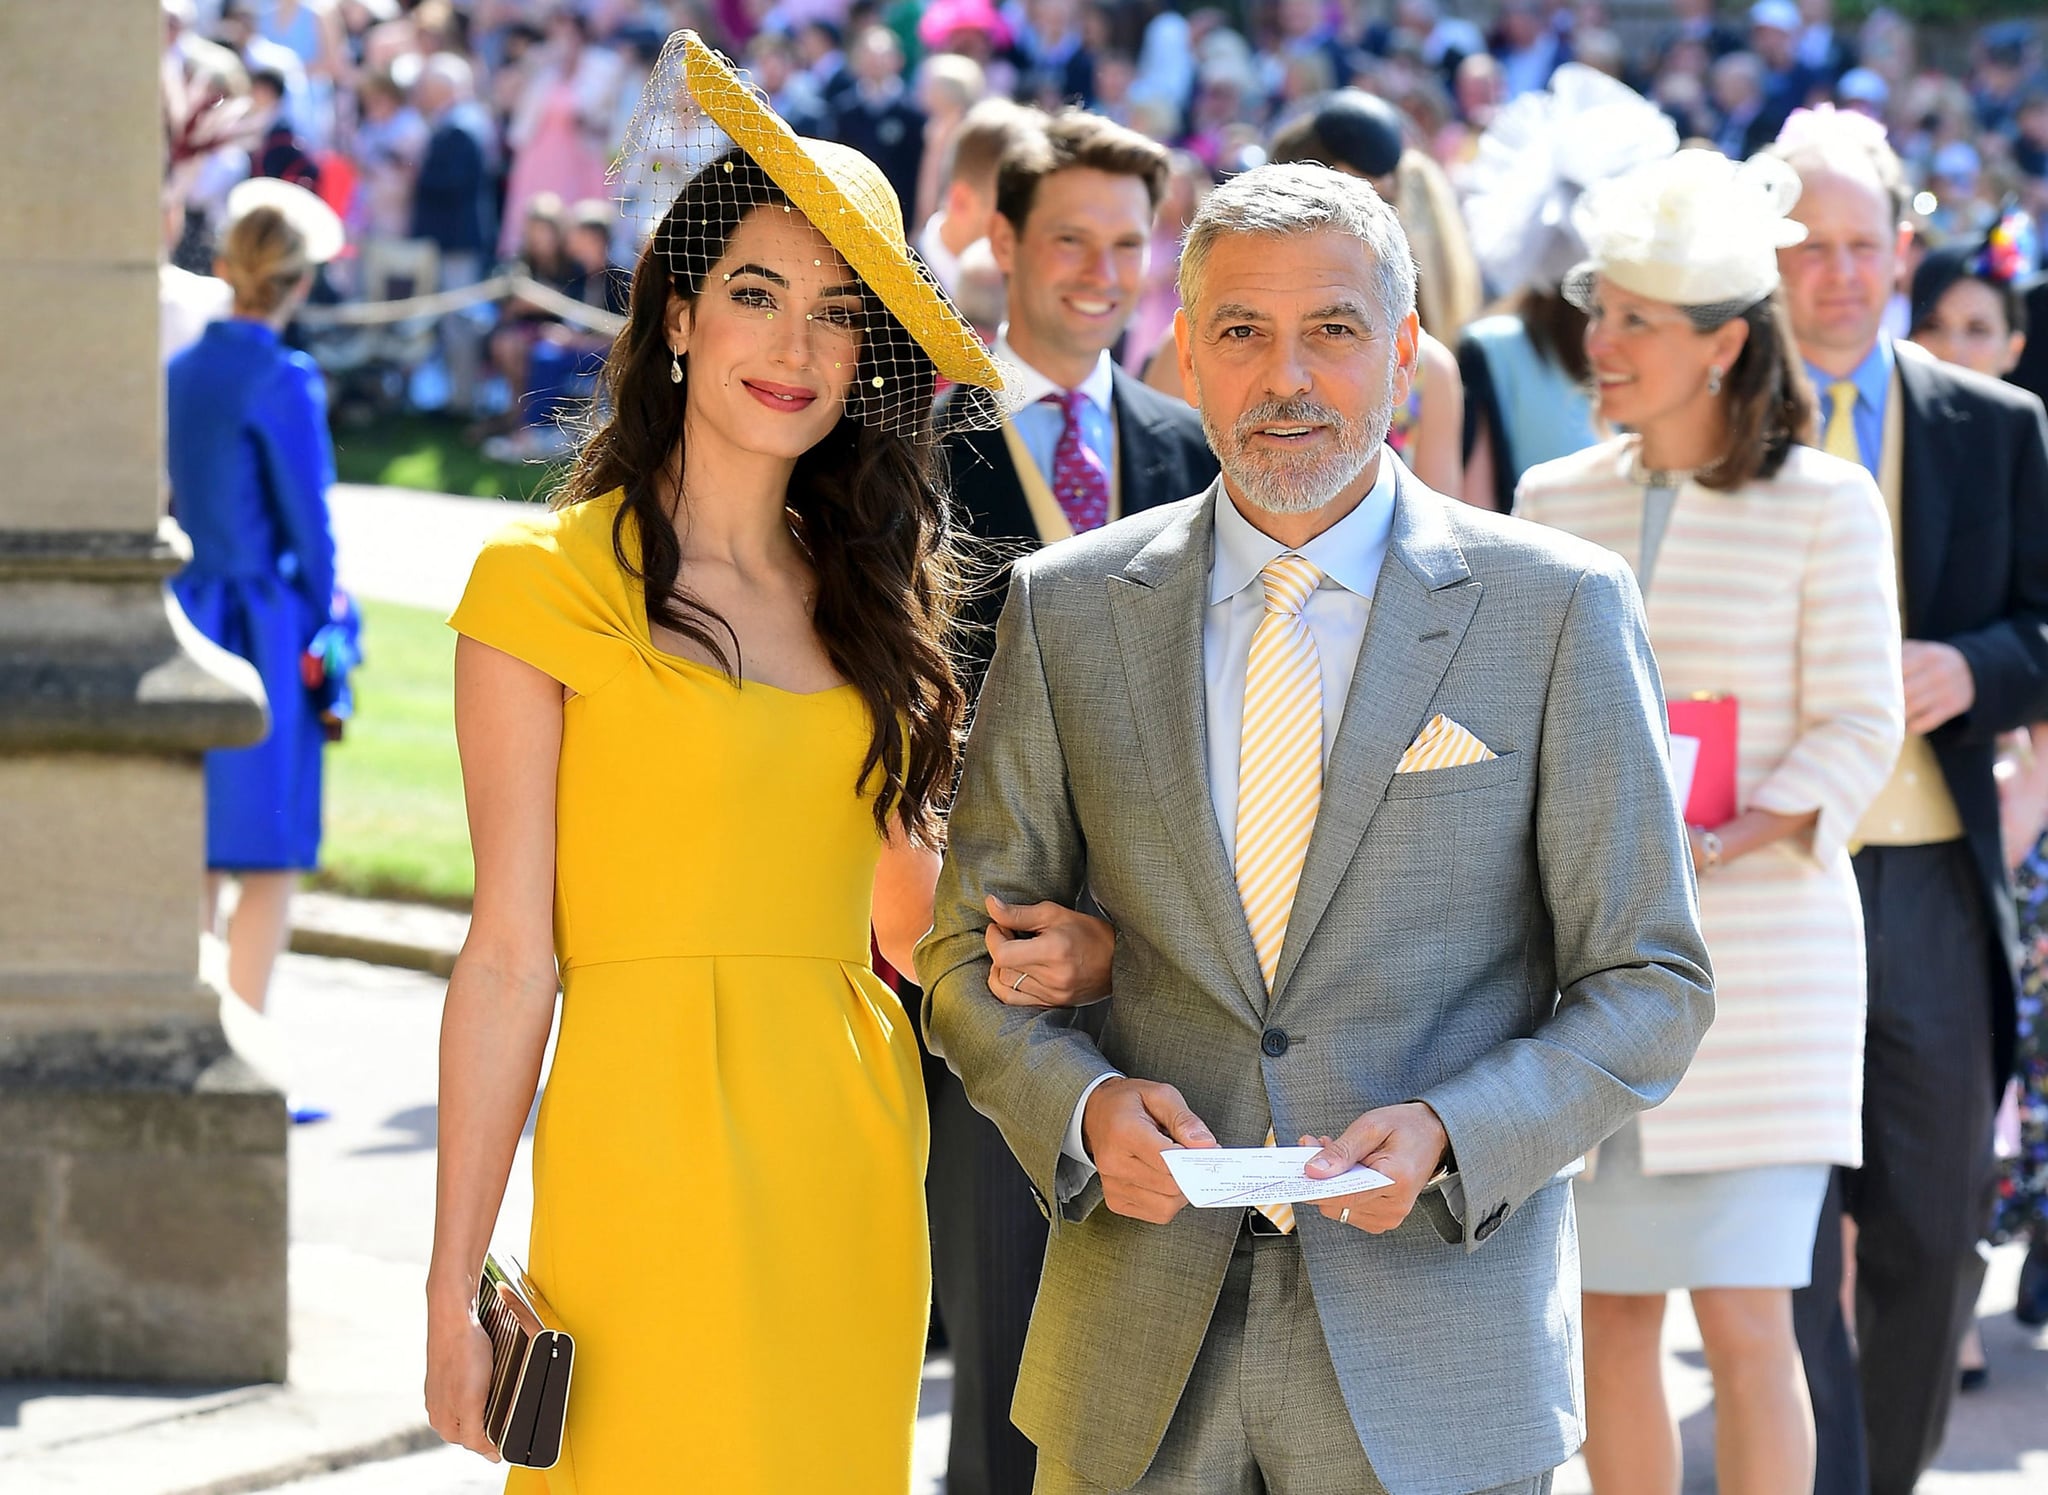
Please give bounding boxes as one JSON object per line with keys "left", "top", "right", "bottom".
{"left": 1196, "top": 375, "right": 1395, "bottom": 516}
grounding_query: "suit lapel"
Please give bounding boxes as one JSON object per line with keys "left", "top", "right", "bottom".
{"left": 1895, "top": 348, "right": 1954, "bottom": 636}
{"left": 1112, "top": 369, "right": 1174, "bottom": 514}
{"left": 952, "top": 422, "right": 1038, "bottom": 544}
{"left": 1272, "top": 472, "right": 1481, "bottom": 1001}
{"left": 1108, "top": 486, "right": 1269, "bottom": 1028}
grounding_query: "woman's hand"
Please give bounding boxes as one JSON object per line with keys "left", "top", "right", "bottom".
{"left": 985, "top": 895, "right": 1116, "bottom": 1007}
{"left": 424, "top": 1296, "right": 501, "bottom": 1461}
{"left": 1996, "top": 728, "right": 2048, "bottom": 872}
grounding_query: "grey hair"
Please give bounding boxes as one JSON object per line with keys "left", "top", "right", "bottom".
{"left": 420, "top": 52, "right": 475, "bottom": 99}
{"left": 1176, "top": 162, "right": 1418, "bottom": 333}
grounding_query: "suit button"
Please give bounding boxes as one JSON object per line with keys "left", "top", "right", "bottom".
{"left": 1261, "top": 1028, "right": 1289, "bottom": 1058}
{"left": 1474, "top": 1203, "right": 1508, "bottom": 1242}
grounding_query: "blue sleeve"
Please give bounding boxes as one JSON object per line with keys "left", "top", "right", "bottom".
{"left": 250, "top": 351, "right": 338, "bottom": 621}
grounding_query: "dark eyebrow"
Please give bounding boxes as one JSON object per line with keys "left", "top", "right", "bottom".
{"left": 819, "top": 280, "right": 864, "bottom": 301}
{"left": 725, "top": 262, "right": 788, "bottom": 286}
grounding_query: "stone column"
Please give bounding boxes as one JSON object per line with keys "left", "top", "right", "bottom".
{"left": 0, "top": 1, "right": 287, "bottom": 1382}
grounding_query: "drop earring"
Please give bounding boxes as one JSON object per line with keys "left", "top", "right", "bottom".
{"left": 1706, "top": 365, "right": 1724, "bottom": 396}
{"left": 669, "top": 349, "right": 682, "bottom": 384}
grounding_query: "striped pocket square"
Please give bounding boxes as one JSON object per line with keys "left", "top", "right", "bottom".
{"left": 1396, "top": 714, "right": 1498, "bottom": 773}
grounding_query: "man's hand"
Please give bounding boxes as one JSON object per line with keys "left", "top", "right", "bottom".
{"left": 1081, "top": 1077, "right": 1217, "bottom": 1223}
{"left": 1302, "top": 1102, "right": 1450, "bottom": 1234}
{"left": 1998, "top": 736, "right": 2048, "bottom": 872}
{"left": 985, "top": 895, "right": 1115, "bottom": 1007}
{"left": 1902, "top": 639, "right": 1975, "bottom": 735}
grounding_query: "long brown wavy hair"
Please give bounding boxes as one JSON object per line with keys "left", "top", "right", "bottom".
{"left": 555, "top": 150, "right": 966, "bottom": 845}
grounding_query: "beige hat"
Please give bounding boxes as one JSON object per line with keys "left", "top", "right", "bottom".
{"left": 1564, "top": 148, "right": 1807, "bottom": 316}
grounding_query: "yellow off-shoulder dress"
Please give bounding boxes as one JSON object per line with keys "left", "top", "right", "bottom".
{"left": 449, "top": 491, "right": 930, "bottom": 1493}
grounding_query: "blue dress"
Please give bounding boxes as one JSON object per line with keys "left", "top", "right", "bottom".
{"left": 167, "top": 318, "right": 338, "bottom": 871}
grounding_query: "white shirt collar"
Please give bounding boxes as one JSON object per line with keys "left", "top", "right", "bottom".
{"left": 993, "top": 327, "right": 1116, "bottom": 415}
{"left": 1208, "top": 454, "right": 1399, "bottom": 607}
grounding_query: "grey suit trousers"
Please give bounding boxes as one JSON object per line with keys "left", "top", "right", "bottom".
{"left": 1032, "top": 1229, "right": 1557, "bottom": 1495}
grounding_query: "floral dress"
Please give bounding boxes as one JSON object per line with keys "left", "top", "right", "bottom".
{"left": 1992, "top": 836, "right": 2048, "bottom": 1242}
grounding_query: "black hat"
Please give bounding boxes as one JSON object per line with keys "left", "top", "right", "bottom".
{"left": 1270, "top": 89, "right": 1407, "bottom": 180}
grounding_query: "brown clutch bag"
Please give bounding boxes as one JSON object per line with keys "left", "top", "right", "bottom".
{"left": 475, "top": 1252, "right": 575, "bottom": 1469}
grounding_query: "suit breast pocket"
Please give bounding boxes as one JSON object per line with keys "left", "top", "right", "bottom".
{"left": 1383, "top": 750, "right": 1524, "bottom": 800}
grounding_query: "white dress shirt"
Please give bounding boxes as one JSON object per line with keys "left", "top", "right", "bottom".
{"left": 1056, "top": 457, "right": 1401, "bottom": 1193}
{"left": 994, "top": 327, "right": 1117, "bottom": 486}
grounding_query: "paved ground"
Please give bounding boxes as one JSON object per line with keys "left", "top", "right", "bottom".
{"left": 330, "top": 483, "right": 513, "bottom": 613}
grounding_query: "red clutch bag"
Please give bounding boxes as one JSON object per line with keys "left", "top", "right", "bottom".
{"left": 1668, "top": 693, "right": 1738, "bottom": 828}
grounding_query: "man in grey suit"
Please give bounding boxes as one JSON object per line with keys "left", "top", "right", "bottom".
{"left": 919, "top": 162, "right": 1714, "bottom": 1495}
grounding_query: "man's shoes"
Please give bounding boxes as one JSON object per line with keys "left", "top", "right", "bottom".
{"left": 2016, "top": 1238, "right": 2048, "bottom": 1328}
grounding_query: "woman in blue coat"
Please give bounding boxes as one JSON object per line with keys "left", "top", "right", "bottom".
{"left": 168, "top": 180, "right": 343, "bottom": 1013}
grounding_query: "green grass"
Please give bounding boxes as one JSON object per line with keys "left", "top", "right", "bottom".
{"left": 316, "top": 597, "right": 473, "bottom": 906}
{"left": 331, "top": 412, "right": 564, "bottom": 503}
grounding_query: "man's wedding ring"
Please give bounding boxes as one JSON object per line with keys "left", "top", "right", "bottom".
{"left": 1339, "top": 1206, "right": 1351, "bottom": 1225}
{"left": 1011, "top": 970, "right": 1029, "bottom": 993}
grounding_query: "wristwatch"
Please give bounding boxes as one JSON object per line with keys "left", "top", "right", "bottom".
{"left": 1696, "top": 827, "right": 1723, "bottom": 873}
{"left": 1427, "top": 1140, "right": 1458, "bottom": 1189}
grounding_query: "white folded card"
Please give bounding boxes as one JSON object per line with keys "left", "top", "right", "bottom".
{"left": 1668, "top": 732, "right": 1701, "bottom": 811}
{"left": 1161, "top": 1146, "right": 1394, "bottom": 1208}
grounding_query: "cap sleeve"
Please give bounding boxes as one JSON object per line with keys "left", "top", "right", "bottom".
{"left": 448, "top": 511, "right": 636, "bottom": 698}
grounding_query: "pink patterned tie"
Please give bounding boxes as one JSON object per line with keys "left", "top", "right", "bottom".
{"left": 1047, "top": 390, "right": 1110, "bottom": 534}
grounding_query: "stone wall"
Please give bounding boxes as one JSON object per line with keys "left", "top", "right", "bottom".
{"left": 0, "top": 0, "right": 287, "bottom": 1383}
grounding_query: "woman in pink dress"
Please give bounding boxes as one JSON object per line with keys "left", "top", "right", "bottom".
{"left": 499, "top": 9, "right": 619, "bottom": 259}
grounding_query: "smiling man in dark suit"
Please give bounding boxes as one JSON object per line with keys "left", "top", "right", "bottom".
{"left": 1771, "top": 118, "right": 2048, "bottom": 1495}
{"left": 930, "top": 108, "right": 1218, "bottom": 1495}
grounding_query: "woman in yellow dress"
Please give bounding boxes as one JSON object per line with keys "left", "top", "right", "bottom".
{"left": 423, "top": 36, "right": 1113, "bottom": 1492}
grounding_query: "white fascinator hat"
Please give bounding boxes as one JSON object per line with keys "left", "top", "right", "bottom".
{"left": 1463, "top": 63, "right": 1680, "bottom": 296}
{"left": 1563, "top": 148, "right": 1809, "bottom": 323}
{"left": 224, "top": 177, "right": 346, "bottom": 265}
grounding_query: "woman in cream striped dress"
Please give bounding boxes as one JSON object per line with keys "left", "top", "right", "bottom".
{"left": 1517, "top": 150, "right": 1905, "bottom": 1495}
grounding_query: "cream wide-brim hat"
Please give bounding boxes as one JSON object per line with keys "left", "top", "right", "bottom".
{"left": 1562, "top": 148, "right": 1808, "bottom": 316}
{"left": 224, "top": 176, "right": 346, "bottom": 265}
{"left": 670, "top": 31, "right": 1002, "bottom": 393}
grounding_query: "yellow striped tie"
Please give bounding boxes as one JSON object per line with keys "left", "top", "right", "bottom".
{"left": 1235, "top": 554, "right": 1325, "bottom": 1234}
{"left": 1260, "top": 1126, "right": 1294, "bottom": 1234}
{"left": 1823, "top": 379, "right": 1861, "bottom": 466}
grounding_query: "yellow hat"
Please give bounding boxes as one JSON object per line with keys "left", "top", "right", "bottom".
{"left": 670, "top": 31, "right": 1003, "bottom": 394}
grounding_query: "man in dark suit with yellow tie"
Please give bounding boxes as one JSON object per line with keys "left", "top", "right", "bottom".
{"left": 1771, "top": 118, "right": 2048, "bottom": 1495}
{"left": 930, "top": 109, "right": 1218, "bottom": 1495}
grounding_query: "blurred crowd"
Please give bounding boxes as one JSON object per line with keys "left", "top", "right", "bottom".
{"left": 158, "top": 0, "right": 2048, "bottom": 459}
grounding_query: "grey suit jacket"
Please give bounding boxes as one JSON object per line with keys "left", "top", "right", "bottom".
{"left": 920, "top": 469, "right": 1713, "bottom": 1495}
